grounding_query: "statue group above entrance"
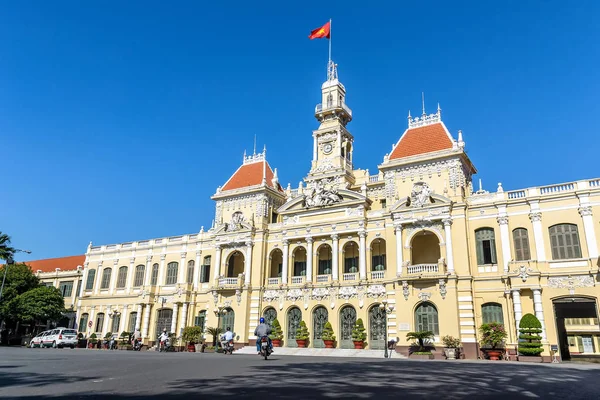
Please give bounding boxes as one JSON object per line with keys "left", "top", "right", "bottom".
{"left": 408, "top": 182, "right": 433, "bottom": 208}
{"left": 303, "top": 184, "right": 343, "bottom": 208}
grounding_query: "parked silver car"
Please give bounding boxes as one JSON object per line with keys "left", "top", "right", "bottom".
{"left": 42, "top": 327, "right": 78, "bottom": 348}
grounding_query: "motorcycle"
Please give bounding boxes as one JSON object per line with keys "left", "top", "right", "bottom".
{"left": 220, "top": 339, "right": 234, "bottom": 355}
{"left": 158, "top": 337, "right": 171, "bottom": 352}
{"left": 132, "top": 339, "right": 142, "bottom": 351}
{"left": 259, "top": 335, "right": 271, "bottom": 360}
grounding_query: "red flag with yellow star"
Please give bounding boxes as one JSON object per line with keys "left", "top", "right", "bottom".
{"left": 308, "top": 21, "right": 330, "bottom": 39}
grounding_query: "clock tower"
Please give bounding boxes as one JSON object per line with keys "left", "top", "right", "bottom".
{"left": 306, "top": 60, "right": 355, "bottom": 190}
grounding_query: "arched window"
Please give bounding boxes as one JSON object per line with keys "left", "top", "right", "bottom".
{"left": 128, "top": 312, "right": 138, "bottom": 332}
{"left": 79, "top": 313, "right": 89, "bottom": 332}
{"left": 317, "top": 245, "right": 332, "bottom": 275}
{"left": 116, "top": 266, "right": 128, "bottom": 288}
{"left": 371, "top": 239, "right": 386, "bottom": 271}
{"left": 482, "top": 303, "right": 504, "bottom": 324}
{"left": 194, "top": 310, "right": 206, "bottom": 331}
{"left": 343, "top": 242, "right": 359, "bottom": 273}
{"left": 187, "top": 260, "right": 195, "bottom": 284}
{"left": 549, "top": 224, "right": 582, "bottom": 260}
{"left": 166, "top": 262, "right": 178, "bottom": 285}
{"left": 293, "top": 247, "right": 307, "bottom": 277}
{"left": 415, "top": 302, "right": 439, "bottom": 335}
{"left": 200, "top": 256, "right": 211, "bottom": 283}
{"left": 475, "top": 228, "right": 497, "bottom": 265}
{"left": 134, "top": 265, "right": 145, "bottom": 287}
{"left": 111, "top": 313, "right": 121, "bottom": 333}
{"left": 100, "top": 268, "right": 112, "bottom": 289}
{"left": 96, "top": 313, "right": 105, "bottom": 333}
{"left": 151, "top": 263, "right": 159, "bottom": 285}
{"left": 512, "top": 228, "right": 531, "bottom": 261}
{"left": 85, "top": 269, "right": 96, "bottom": 290}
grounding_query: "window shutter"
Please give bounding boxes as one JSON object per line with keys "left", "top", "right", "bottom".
{"left": 489, "top": 237, "right": 498, "bottom": 264}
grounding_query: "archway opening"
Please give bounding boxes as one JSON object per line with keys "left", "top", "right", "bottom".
{"left": 339, "top": 305, "right": 357, "bottom": 349}
{"left": 293, "top": 247, "right": 307, "bottom": 277}
{"left": 313, "top": 306, "right": 329, "bottom": 348}
{"left": 411, "top": 231, "right": 440, "bottom": 265}
{"left": 269, "top": 249, "right": 283, "bottom": 278}
{"left": 343, "top": 241, "right": 359, "bottom": 274}
{"left": 317, "top": 244, "right": 332, "bottom": 276}
{"left": 553, "top": 297, "right": 599, "bottom": 361}
{"left": 287, "top": 307, "right": 302, "bottom": 347}
{"left": 227, "top": 251, "right": 245, "bottom": 278}
{"left": 371, "top": 239, "right": 387, "bottom": 272}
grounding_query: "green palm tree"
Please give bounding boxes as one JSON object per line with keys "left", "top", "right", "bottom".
{"left": 0, "top": 231, "right": 16, "bottom": 262}
{"left": 406, "top": 331, "right": 434, "bottom": 352}
{"left": 205, "top": 326, "right": 223, "bottom": 346}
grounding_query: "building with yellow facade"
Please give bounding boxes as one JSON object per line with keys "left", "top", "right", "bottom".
{"left": 40, "top": 61, "right": 599, "bottom": 360}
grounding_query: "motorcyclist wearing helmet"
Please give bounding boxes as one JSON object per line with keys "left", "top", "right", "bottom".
{"left": 158, "top": 328, "right": 169, "bottom": 351}
{"left": 253, "top": 317, "right": 273, "bottom": 354}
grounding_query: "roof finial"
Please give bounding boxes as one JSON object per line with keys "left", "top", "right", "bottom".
{"left": 408, "top": 110, "right": 412, "bottom": 119}
{"left": 243, "top": 149, "right": 246, "bottom": 162}
{"left": 253, "top": 135, "right": 257, "bottom": 155}
{"left": 421, "top": 92, "right": 426, "bottom": 116}
{"left": 437, "top": 102, "right": 441, "bottom": 115}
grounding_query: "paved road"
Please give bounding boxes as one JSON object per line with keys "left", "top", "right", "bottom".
{"left": 1, "top": 347, "right": 599, "bottom": 399}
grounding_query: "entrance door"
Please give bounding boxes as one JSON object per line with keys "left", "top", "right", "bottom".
{"left": 263, "top": 307, "right": 277, "bottom": 328}
{"left": 553, "top": 298, "right": 599, "bottom": 360}
{"left": 287, "top": 307, "right": 302, "bottom": 347}
{"left": 312, "top": 307, "right": 328, "bottom": 348}
{"left": 582, "top": 336, "right": 595, "bottom": 353}
{"left": 369, "top": 305, "right": 386, "bottom": 350}
{"left": 339, "top": 306, "right": 356, "bottom": 349}
{"left": 156, "top": 309, "right": 173, "bottom": 336}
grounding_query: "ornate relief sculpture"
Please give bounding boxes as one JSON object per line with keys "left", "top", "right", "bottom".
{"left": 303, "top": 183, "right": 343, "bottom": 208}
{"left": 225, "top": 212, "right": 245, "bottom": 232}
{"left": 408, "top": 182, "right": 433, "bottom": 208}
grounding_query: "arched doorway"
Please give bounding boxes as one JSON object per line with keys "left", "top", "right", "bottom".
{"left": 369, "top": 305, "right": 386, "bottom": 350}
{"left": 411, "top": 231, "right": 441, "bottom": 265}
{"left": 415, "top": 302, "right": 439, "bottom": 335}
{"left": 287, "top": 307, "right": 302, "bottom": 347}
{"left": 218, "top": 308, "right": 235, "bottom": 332}
{"left": 156, "top": 309, "right": 173, "bottom": 335}
{"left": 312, "top": 306, "right": 328, "bottom": 348}
{"left": 339, "top": 305, "right": 357, "bottom": 349}
{"left": 553, "top": 297, "right": 599, "bottom": 360}
{"left": 269, "top": 249, "right": 283, "bottom": 279}
{"left": 227, "top": 251, "right": 245, "bottom": 278}
{"left": 263, "top": 307, "right": 277, "bottom": 328}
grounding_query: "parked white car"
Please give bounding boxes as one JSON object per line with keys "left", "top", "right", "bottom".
{"left": 30, "top": 330, "right": 50, "bottom": 348}
{"left": 42, "top": 327, "right": 78, "bottom": 348}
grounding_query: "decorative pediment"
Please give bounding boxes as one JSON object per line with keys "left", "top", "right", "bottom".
{"left": 278, "top": 189, "right": 370, "bottom": 213}
{"left": 390, "top": 189, "right": 452, "bottom": 213}
{"left": 213, "top": 211, "right": 254, "bottom": 234}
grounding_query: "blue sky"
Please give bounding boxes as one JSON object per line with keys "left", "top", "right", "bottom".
{"left": 2, "top": 1, "right": 599, "bottom": 260}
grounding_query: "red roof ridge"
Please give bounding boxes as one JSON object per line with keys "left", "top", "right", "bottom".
{"left": 389, "top": 121, "right": 455, "bottom": 160}
{"left": 24, "top": 254, "right": 86, "bottom": 273}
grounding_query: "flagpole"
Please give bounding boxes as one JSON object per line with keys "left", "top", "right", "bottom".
{"left": 328, "top": 18, "right": 332, "bottom": 63}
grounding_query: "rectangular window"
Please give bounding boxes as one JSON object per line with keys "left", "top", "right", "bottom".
{"left": 372, "top": 254, "right": 386, "bottom": 271}
{"left": 187, "top": 261, "right": 194, "bottom": 284}
{"left": 380, "top": 199, "right": 387, "bottom": 209}
{"left": 59, "top": 281, "right": 74, "bottom": 297}
{"left": 166, "top": 262, "right": 178, "bottom": 285}
{"left": 194, "top": 311, "right": 206, "bottom": 332}
{"left": 85, "top": 270, "right": 96, "bottom": 290}
{"left": 344, "top": 257, "right": 359, "bottom": 273}
{"left": 293, "top": 261, "right": 307, "bottom": 276}
{"left": 550, "top": 224, "right": 582, "bottom": 260}
{"left": 116, "top": 267, "right": 128, "bottom": 288}
{"left": 111, "top": 314, "right": 121, "bottom": 333}
{"left": 475, "top": 228, "right": 497, "bottom": 265}
{"left": 101, "top": 268, "right": 112, "bottom": 289}
{"left": 128, "top": 312, "right": 138, "bottom": 332}
{"left": 318, "top": 259, "right": 332, "bottom": 275}
{"left": 79, "top": 313, "right": 89, "bottom": 333}
{"left": 151, "top": 264, "right": 159, "bottom": 285}
{"left": 76, "top": 280, "right": 82, "bottom": 297}
{"left": 134, "top": 266, "right": 145, "bottom": 287}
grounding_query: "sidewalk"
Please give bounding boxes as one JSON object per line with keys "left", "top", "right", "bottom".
{"left": 235, "top": 346, "right": 407, "bottom": 358}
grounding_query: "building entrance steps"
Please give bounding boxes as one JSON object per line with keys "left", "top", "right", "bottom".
{"left": 235, "top": 346, "right": 407, "bottom": 358}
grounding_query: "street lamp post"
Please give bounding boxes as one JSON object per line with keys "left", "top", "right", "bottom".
{"left": 379, "top": 300, "right": 395, "bottom": 358}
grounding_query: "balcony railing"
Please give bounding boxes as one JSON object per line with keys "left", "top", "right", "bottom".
{"left": 218, "top": 277, "right": 239, "bottom": 287}
{"left": 407, "top": 264, "right": 439, "bottom": 275}
{"left": 343, "top": 273, "right": 357, "bottom": 281}
{"left": 291, "top": 276, "right": 305, "bottom": 284}
{"left": 267, "top": 277, "right": 281, "bottom": 286}
{"left": 315, "top": 102, "right": 353, "bottom": 117}
{"left": 371, "top": 271, "right": 385, "bottom": 280}
{"left": 316, "top": 274, "right": 330, "bottom": 283}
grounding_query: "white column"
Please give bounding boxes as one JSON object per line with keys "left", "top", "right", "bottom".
{"left": 282, "top": 240, "right": 289, "bottom": 284}
{"left": 126, "top": 258, "right": 135, "bottom": 293}
{"left": 80, "top": 266, "right": 89, "bottom": 295}
{"left": 244, "top": 242, "right": 253, "bottom": 285}
{"left": 121, "top": 305, "right": 129, "bottom": 334}
{"left": 193, "top": 250, "right": 201, "bottom": 290}
{"left": 158, "top": 254, "right": 166, "bottom": 286}
{"left": 306, "top": 237, "right": 314, "bottom": 282}
{"left": 512, "top": 289, "right": 522, "bottom": 338}
{"left": 312, "top": 135, "right": 317, "bottom": 162}
{"left": 70, "top": 278, "right": 78, "bottom": 307}
{"left": 178, "top": 252, "right": 187, "bottom": 284}
{"left": 142, "top": 304, "right": 151, "bottom": 338}
{"left": 529, "top": 212, "right": 547, "bottom": 261}
{"left": 532, "top": 289, "right": 547, "bottom": 340}
{"left": 75, "top": 305, "right": 81, "bottom": 331}
{"left": 89, "top": 306, "right": 96, "bottom": 335}
{"left": 395, "top": 225, "right": 404, "bottom": 276}
{"left": 331, "top": 234, "right": 339, "bottom": 281}
{"left": 442, "top": 219, "right": 454, "bottom": 274}
{"left": 109, "top": 261, "right": 119, "bottom": 295}
{"left": 135, "top": 304, "right": 143, "bottom": 331}
{"left": 579, "top": 206, "right": 598, "bottom": 259}
{"left": 170, "top": 302, "right": 179, "bottom": 334}
{"left": 497, "top": 216, "right": 511, "bottom": 273}
{"left": 181, "top": 302, "right": 189, "bottom": 333}
{"left": 213, "top": 245, "right": 222, "bottom": 281}
{"left": 94, "top": 264, "right": 103, "bottom": 295}
{"left": 358, "top": 231, "right": 367, "bottom": 280}
{"left": 144, "top": 255, "right": 153, "bottom": 286}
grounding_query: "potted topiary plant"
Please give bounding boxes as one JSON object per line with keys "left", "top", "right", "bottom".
{"left": 182, "top": 326, "right": 203, "bottom": 352}
{"left": 269, "top": 319, "right": 284, "bottom": 347}
{"left": 119, "top": 331, "right": 130, "bottom": 350}
{"left": 295, "top": 321, "right": 309, "bottom": 348}
{"left": 518, "top": 313, "right": 543, "bottom": 362}
{"left": 352, "top": 319, "right": 367, "bottom": 349}
{"left": 441, "top": 335, "right": 461, "bottom": 360}
{"left": 479, "top": 322, "right": 507, "bottom": 360}
{"left": 322, "top": 322, "right": 336, "bottom": 348}
{"left": 88, "top": 333, "right": 97, "bottom": 349}
{"left": 77, "top": 333, "right": 87, "bottom": 348}
{"left": 406, "top": 331, "right": 435, "bottom": 359}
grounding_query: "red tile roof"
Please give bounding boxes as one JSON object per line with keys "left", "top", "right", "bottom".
{"left": 389, "top": 123, "right": 454, "bottom": 160}
{"left": 222, "top": 160, "right": 282, "bottom": 192}
{"left": 24, "top": 255, "right": 86, "bottom": 273}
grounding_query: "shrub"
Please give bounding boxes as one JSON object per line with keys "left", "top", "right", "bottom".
{"left": 120, "top": 331, "right": 130, "bottom": 345}
{"left": 479, "top": 322, "right": 507, "bottom": 349}
{"left": 269, "top": 318, "right": 284, "bottom": 340}
{"left": 296, "top": 321, "right": 309, "bottom": 340}
{"left": 322, "top": 322, "right": 336, "bottom": 341}
{"left": 182, "top": 326, "right": 203, "bottom": 345}
{"left": 406, "top": 331, "right": 434, "bottom": 352}
{"left": 518, "top": 313, "right": 543, "bottom": 356}
{"left": 441, "top": 335, "right": 461, "bottom": 348}
{"left": 89, "top": 333, "right": 98, "bottom": 344}
{"left": 205, "top": 327, "right": 223, "bottom": 346}
{"left": 352, "top": 318, "right": 367, "bottom": 342}
{"left": 104, "top": 331, "right": 113, "bottom": 340}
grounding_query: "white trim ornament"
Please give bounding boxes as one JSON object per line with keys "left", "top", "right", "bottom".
{"left": 548, "top": 275, "right": 595, "bottom": 295}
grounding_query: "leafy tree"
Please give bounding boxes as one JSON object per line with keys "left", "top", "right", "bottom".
{"left": 182, "top": 326, "right": 203, "bottom": 344}
{"left": 7, "top": 286, "right": 65, "bottom": 326}
{"left": 0, "top": 231, "right": 16, "bottom": 262}
{"left": 0, "top": 264, "right": 41, "bottom": 320}
{"left": 205, "top": 326, "right": 223, "bottom": 346}
{"left": 518, "top": 313, "right": 543, "bottom": 356}
{"left": 406, "top": 331, "right": 434, "bottom": 352}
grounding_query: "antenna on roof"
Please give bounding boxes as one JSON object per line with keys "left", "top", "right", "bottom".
{"left": 421, "top": 92, "right": 426, "bottom": 116}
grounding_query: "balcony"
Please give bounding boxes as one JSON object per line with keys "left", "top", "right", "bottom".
{"left": 291, "top": 276, "right": 305, "bottom": 285}
{"left": 315, "top": 102, "right": 353, "bottom": 117}
{"left": 407, "top": 264, "right": 438, "bottom": 274}
{"left": 316, "top": 274, "right": 330, "bottom": 283}
{"left": 403, "top": 261, "right": 447, "bottom": 279}
{"left": 342, "top": 273, "right": 357, "bottom": 282}
{"left": 217, "top": 277, "right": 240, "bottom": 288}
{"left": 370, "top": 271, "right": 385, "bottom": 280}
{"left": 267, "top": 277, "right": 281, "bottom": 286}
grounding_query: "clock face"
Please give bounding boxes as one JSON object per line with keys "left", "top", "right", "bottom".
{"left": 323, "top": 143, "right": 333, "bottom": 154}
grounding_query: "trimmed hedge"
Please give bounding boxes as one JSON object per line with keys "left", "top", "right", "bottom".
{"left": 518, "top": 313, "right": 543, "bottom": 356}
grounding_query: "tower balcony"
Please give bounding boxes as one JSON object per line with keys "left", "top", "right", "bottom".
{"left": 315, "top": 102, "right": 353, "bottom": 119}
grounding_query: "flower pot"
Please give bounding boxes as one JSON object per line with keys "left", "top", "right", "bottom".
{"left": 444, "top": 348, "right": 457, "bottom": 360}
{"left": 323, "top": 340, "right": 335, "bottom": 348}
{"left": 486, "top": 350, "right": 502, "bottom": 360}
{"left": 353, "top": 341, "right": 364, "bottom": 349}
{"left": 272, "top": 339, "right": 282, "bottom": 347}
{"left": 187, "top": 344, "right": 196, "bottom": 352}
{"left": 195, "top": 344, "right": 203, "bottom": 352}
{"left": 296, "top": 339, "right": 307, "bottom": 348}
